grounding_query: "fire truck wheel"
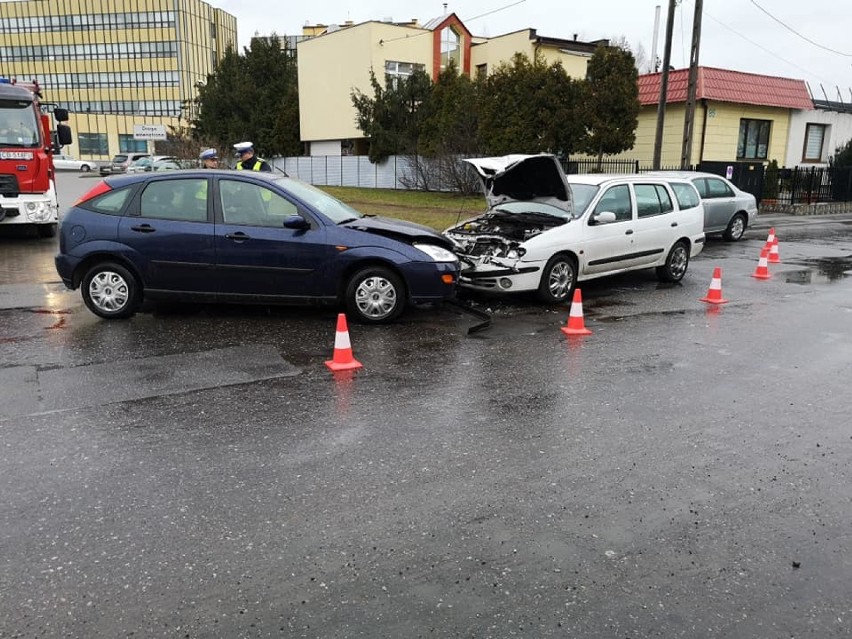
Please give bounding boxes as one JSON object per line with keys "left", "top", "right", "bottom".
{"left": 81, "top": 262, "right": 141, "bottom": 319}
{"left": 36, "top": 223, "right": 57, "bottom": 238}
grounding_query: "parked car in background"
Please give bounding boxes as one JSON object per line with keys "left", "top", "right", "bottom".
{"left": 444, "top": 155, "right": 705, "bottom": 303}
{"left": 52, "top": 154, "right": 98, "bottom": 172}
{"left": 127, "top": 155, "right": 178, "bottom": 174}
{"left": 644, "top": 171, "right": 758, "bottom": 241}
{"left": 55, "top": 171, "right": 459, "bottom": 323}
{"left": 151, "top": 158, "right": 181, "bottom": 171}
{"left": 100, "top": 152, "right": 149, "bottom": 176}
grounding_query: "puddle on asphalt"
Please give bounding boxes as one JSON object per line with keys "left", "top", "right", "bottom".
{"left": 785, "top": 255, "right": 852, "bottom": 284}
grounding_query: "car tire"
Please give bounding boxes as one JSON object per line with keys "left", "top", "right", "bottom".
{"left": 537, "top": 254, "right": 577, "bottom": 304}
{"left": 80, "top": 164, "right": 91, "bottom": 173}
{"left": 81, "top": 262, "right": 141, "bottom": 320}
{"left": 723, "top": 213, "right": 746, "bottom": 241}
{"left": 36, "top": 223, "right": 57, "bottom": 238}
{"left": 344, "top": 266, "right": 405, "bottom": 324}
{"left": 656, "top": 241, "right": 690, "bottom": 282}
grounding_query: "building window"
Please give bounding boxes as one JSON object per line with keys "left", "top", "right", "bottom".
{"left": 802, "top": 123, "right": 828, "bottom": 163}
{"left": 119, "top": 134, "right": 148, "bottom": 153}
{"left": 476, "top": 63, "right": 487, "bottom": 79}
{"left": 384, "top": 61, "right": 425, "bottom": 89}
{"left": 78, "top": 133, "right": 109, "bottom": 155}
{"left": 737, "top": 119, "right": 771, "bottom": 160}
{"left": 440, "top": 26, "right": 460, "bottom": 71}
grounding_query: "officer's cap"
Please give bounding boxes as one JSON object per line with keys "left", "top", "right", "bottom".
{"left": 233, "top": 141, "right": 254, "bottom": 155}
{"left": 199, "top": 148, "right": 218, "bottom": 160}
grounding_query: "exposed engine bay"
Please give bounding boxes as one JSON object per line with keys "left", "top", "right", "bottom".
{"left": 445, "top": 208, "right": 568, "bottom": 260}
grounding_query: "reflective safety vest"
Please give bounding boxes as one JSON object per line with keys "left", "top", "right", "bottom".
{"left": 236, "top": 158, "right": 265, "bottom": 171}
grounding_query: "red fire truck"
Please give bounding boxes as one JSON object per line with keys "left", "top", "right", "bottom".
{"left": 0, "top": 77, "right": 72, "bottom": 237}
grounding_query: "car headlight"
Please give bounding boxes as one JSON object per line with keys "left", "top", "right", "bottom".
{"left": 505, "top": 247, "right": 526, "bottom": 260}
{"left": 413, "top": 243, "right": 458, "bottom": 262}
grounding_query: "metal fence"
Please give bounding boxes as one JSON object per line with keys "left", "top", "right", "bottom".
{"left": 764, "top": 166, "right": 852, "bottom": 205}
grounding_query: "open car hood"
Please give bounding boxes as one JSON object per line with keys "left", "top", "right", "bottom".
{"left": 341, "top": 216, "right": 455, "bottom": 250}
{"left": 464, "top": 154, "right": 573, "bottom": 214}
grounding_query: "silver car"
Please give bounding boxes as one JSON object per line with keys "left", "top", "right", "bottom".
{"left": 645, "top": 171, "right": 758, "bottom": 241}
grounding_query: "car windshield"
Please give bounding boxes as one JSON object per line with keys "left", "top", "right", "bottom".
{"left": 0, "top": 99, "right": 41, "bottom": 148}
{"left": 570, "top": 184, "right": 600, "bottom": 216}
{"left": 490, "top": 201, "right": 572, "bottom": 220}
{"left": 278, "top": 177, "right": 364, "bottom": 223}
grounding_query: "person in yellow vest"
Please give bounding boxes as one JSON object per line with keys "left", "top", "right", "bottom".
{"left": 198, "top": 148, "right": 219, "bottom": 169}
{"left": 233, "top": 141, "right": 272, "bottom": 172}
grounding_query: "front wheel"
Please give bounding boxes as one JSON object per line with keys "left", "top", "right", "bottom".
{"left": 723, "top": 213, "right": 746, "bottom": 241}
{"left": 537, "top": 254, "right": 577, "bottom": 303}
{"left": 80, "top": 164, "right": 92, "bottom": 173}
{"left": 81, "top": 262, "right": 141, "bottom": 319}
{"left": 344, "top": 266, "right": 405, "bottom": 324}
{"left": 656, "top": 241, "right": 690, "bottom": 282}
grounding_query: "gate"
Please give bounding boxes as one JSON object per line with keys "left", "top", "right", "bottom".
{"left": 697, "top": 161, "right": 765, "bottom": 204}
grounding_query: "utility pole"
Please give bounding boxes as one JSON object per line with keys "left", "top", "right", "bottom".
{"left": 680, "top": 0, "right": 703, "bottom": 169}
{"left": 652, "top": 0, "right": 676, "bottom": 170}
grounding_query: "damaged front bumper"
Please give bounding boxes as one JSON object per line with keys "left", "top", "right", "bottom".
{"left": 457, "top": 255, "right": 543, "bottom": 293}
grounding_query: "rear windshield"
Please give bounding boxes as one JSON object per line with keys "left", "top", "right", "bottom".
{"left": 112, "top": 155, "right": 128, "bottom": 163}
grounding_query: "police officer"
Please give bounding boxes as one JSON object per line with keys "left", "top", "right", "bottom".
{"left": 199, "top": 148, "right": 219, "bottom": 169}
{"left": 233, "top": 141, "right": 272, "bottom": 172}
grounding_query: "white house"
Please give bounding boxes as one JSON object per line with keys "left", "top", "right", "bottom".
{"left": 786, "top": 99, "right": 852, "bottom": 167}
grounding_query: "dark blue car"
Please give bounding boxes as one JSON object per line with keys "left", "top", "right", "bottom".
{"left": 55, "top": 171, "right": 460, "bottom": 323}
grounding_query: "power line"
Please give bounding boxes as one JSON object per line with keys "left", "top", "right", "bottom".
{"left": 749, "top": 0, "right": 852, "bottom": 58}
{"left": 704, "top": 11, "right": 830, "bottom": 86}
{"left": 379, "top": 0, "right": 527, "bottom": 45}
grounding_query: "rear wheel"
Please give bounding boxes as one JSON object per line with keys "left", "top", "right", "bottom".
{"left": 80, "top": 164, "right": 91, "bottom": 173}
{"left": 36, "top": 223, "right": 57, "bottom": 238}
{"left": 723, "top": 213, "right": 746, "bottom": 241}
{"left": 81, "top": 262, "right": 141, "bottom": 319}
{"left": 656, "top": 241, "right": 689, "bottom": 282}
{"left": 344, "top": 266, "right": 405, "bottom": 324}
{"left": 537, "top": 254, "right": 577, "bottom": 304}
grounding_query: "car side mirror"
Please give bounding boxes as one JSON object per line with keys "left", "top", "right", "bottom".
{"left": 283, "top": 214, "right": 310, "bottom": 230}
{"left": 591, "top": 211, "right": 617, "bottom": 225}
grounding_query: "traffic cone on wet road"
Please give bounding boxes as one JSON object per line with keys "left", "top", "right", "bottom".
{"left": 561, "top": 289, "right": 592, "bottom": 336}
{"left": 700, "top": 267, "right": 728, "bottom": 304}
{"left": 325, "top": 313, "right": 363, "bottom": 371}
{"left": 752, "top": 247, "right": 771, "bottom": 280}
{"left": 768, "top": 237, "right": 781, "bottom": 264}
{"left": 764, "top": 227, "right": 776, "bottom": 251}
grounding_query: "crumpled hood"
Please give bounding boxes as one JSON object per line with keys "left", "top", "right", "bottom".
{"left": 341, "top": 216, "right": 454, "bottom": 250}
{"left": 464, "top": 154, "right": 573, "bottom": 214}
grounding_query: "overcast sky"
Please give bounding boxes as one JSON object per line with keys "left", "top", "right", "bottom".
{"left": 207, "top": 0, "right": 852, "bottom": 100}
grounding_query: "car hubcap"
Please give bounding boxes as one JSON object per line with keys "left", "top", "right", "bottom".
{"left": 731, "top": 217, "right": 744, "bottom": 239}
{"left": 671, "top": 248, "right": 688, "bottom": 278}
{"left": 355, "top": 276, "right": 397, "bottom": 319}
{"left": 89, "top": 271, "right": 129, "bottom": 312}
{"left": 548, "top": 262, "right": 574, "bottom": 299}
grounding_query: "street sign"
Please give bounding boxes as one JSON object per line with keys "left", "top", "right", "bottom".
{"left": 133, "top": 124, "right": 167, "bottom": 141}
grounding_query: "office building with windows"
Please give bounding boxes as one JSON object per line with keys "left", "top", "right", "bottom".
{"left": 0, "top": 0, "right": 236, "bottom": 159}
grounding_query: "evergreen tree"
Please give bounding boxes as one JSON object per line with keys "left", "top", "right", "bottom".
{"left": 579, "top": 45, "right": 640, "bottom": 167}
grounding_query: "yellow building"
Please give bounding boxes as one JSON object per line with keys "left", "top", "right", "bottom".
{"left": 296, "top": 14, "right": 606, "bottom": 156}
{"left": 0, "top": 0, "right": 236, "bottom": 160}
{"left": 631, "top": 67, "right": 813, "bottom": 166}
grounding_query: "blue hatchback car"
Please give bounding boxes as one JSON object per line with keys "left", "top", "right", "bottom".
{"left": 55, "top": 171, "right": 460, "bottom": 323}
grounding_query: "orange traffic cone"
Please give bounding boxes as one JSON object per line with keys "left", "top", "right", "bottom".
{"left": 764, "top": 227, "right": 776, "bottom": 251}
{"left": 561, "top": 289, "right": 592, "bottom": 336}
{"left": 700, "top": 267, "right": 728, "bottom": 304}
{"left": 768, "top": 237, "right": 781, "bottom": 263}
{"left": 325, "top": 313, "right": 363, "bottom": 371}
{"left": 752, "top": 247, "right": 771, "bottom": 280}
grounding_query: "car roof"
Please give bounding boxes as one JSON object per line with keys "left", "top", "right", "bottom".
{"left": 102, "top": 169, "right": 286, "bottom": 187}
{"left": 643, "top": 170, "right": 734, "bottom": 181}
{"left": 566, "top": 173, "right": 696, "bottom": 187}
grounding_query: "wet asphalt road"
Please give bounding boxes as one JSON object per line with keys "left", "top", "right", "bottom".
{"left": 1, "top": 173, "right": 852, "bottom": 637}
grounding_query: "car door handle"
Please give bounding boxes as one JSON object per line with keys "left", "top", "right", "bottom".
{"left": 625, "top": 229, "right": 634, "bottom": 235}
{"left": 130, "top": 224, "right": 155, "bottom": 233}
{"left": 224, "top": 232, "right": 250, "bottom": 241}
{"left": 671, "top": 222, "right": 678, "bottom": 227}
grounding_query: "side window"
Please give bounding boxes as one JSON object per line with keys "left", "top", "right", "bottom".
{"left": 139, "top": 179, "right": 208, "bottom": 222}
{"left": 219, "top": 179, "right": 299, "bottom": 227}
{"left": 593, "top": 185, "right": 632, "bottom": 222}
{"left": 671, "top": 183, "right": 701, "bottom": 209}
{"left": 86, "top": 187, "right": 133, "bottom": 215}
{"left": 706, "top": 178, "right": 734, "bottom": 198}
{"left": 634, "top": 184, "right": 673, "bottom": 218}
{"left": 693, "top": 178, "right": 709, "bottom": 198}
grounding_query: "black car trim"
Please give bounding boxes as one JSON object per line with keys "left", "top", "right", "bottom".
{"left": 213, "top": 264, "right": 315, "bottom": 274}
{"left": 150, "top": 260, "right": 215, "bottom": 269}
{"left": 460, "top": 266, "right": 540, "bottom": 279}
{"left": 587, "top": 248, "right": 664, "bottom": 267}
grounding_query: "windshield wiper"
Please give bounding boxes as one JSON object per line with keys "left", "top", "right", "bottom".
{"left": 337, "top": 217, "right": 359, "bottom": 225}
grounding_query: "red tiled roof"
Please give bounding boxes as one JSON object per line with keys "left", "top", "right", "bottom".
{"left": 638, "top": 67, "right": 813, "bottom": 110}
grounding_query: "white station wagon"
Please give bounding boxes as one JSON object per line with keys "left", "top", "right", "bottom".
{"left": 445, "top": 155, "right": 706, "bottom": 303}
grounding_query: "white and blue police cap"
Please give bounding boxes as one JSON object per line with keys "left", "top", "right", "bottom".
{"left": 199, "top": 148, "right": 218, "bottom": 160}
{"left": 233, "top": 141, "right": 254, "bottom": 155}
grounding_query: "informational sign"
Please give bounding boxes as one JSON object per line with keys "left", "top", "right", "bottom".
{"left": 725, "top": 165, "right": 734, "bottom": 180}
{"left": 133, "top": 124, "right": 167, "bottom": 141}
